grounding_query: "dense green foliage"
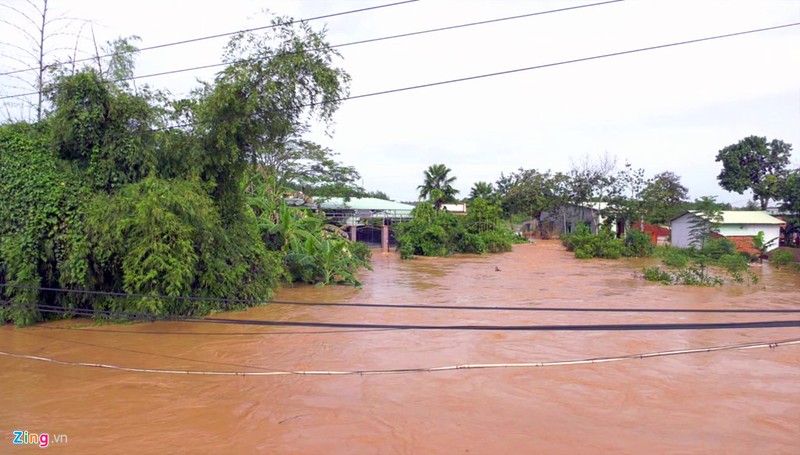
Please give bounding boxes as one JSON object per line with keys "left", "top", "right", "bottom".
{"left": 0, "top": 124, "right": 89, "bottom": 325}
{"left": 0, "top": 17, "right": 371, "bottom": 326}
{"left": 639, "top": 171, "right": 689, "bottom": 224}
{"left": 395, "top": 200, "right": 522, "bottom": 259}
{"left": 561, "top": 224, "right": 624, "bottom": 259}
{"left": 561, "top": 223, "right": 654, "bottom": 259}
{"left": 244, "top": 172, "right": 371, "bottom": 285}
{"left": 715, "top": 136, "right": 792, "bottom": 210}
{"left": 643, "top": 240, "right": 758, "bottom": 286}
{"left": 780, "top": 170, "right": 800, "bottom": 216}
{"left": 769, "top": 250, "right": 795, "bottom": 269}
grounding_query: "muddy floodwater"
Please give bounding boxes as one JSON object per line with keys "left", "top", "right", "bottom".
{"left": 2, "top": 241, "right": 799, "bottom": 453}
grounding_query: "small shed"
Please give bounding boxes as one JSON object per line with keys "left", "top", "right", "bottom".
{"left": 533, "top": 202, "right": 609, "bottom": 238}
{"left": 670, "top": 211, "right": 784, "bottom": 252}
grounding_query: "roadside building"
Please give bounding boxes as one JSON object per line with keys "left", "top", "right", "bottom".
{"left": 524, "top": 202, "right": 609, "bottom": 238}
{"left": 670, "top": 211, "right": 784, "bottom": 253}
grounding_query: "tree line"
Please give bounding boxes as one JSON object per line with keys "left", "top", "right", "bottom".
{"left": 412, "top": 135, "right": 798, "bottom": 241}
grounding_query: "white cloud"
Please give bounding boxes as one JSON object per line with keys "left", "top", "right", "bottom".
{"left": 2, "top": 0, "right": 798, "bottom": 204}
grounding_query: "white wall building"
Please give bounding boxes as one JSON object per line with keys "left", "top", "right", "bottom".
{"left": 670, "top": 211, "right": 784, "bottom": 251}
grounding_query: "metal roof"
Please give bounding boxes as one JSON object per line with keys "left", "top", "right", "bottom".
{"left": 315, "top": 197, "right": 415, "bottom": 215}
{"left": 675, "top": 210, "right": 784, "bottom": 225}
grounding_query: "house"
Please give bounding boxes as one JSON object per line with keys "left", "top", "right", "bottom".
{"left": 670, "top": 211, "right": 784, "bottom": 252}
{"left": 527, "top": 202, "right": 609, "bottom": 238}
{"left": 440, "top": 203, "right": 467, "bottom": 215}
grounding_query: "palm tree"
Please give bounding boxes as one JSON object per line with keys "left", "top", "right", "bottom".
{"left": 417, "top": 164, "right": 459, "bottom": 209}
{"left": 468, "top": 181, "right": 494, "bottom": 201}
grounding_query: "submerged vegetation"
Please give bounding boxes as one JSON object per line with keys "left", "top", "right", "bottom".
{"left": 0, "top": 17, "right": 371, "bottom": 326}
{"left": 395, "top": 200, "right": 524, "bottom": 259}
{"left": 561, "top": 223, "right": 654, "bottom": 259}
{"left": 642, "top": 239, "right": 758, "bottom": 286}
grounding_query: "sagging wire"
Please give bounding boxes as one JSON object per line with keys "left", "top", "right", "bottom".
{"left": 0, "top": 337, "right": 798, "bottom": 376}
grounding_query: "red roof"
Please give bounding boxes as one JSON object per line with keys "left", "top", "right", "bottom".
{"left": 639, "top": 223, "right": 671, "bottom": 237}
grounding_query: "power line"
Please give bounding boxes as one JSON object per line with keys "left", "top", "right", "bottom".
{"left": 0, "top": 0, "right": 421, "bottom": 78}
{"left": 6, "top": 20, "right": 797, "bottom": 117}
{"left": 4, "top": 300, "right": 800, "bottom": 332}
{"left": 1, "top": 337, "right": 797, "bottom": 376}
{"left": 5, "top": 284, "right": 800, "bottom": 315}
{"left": 0, "top": 0, "right": 625, "bottom": 100}
{"left": 341, "top": 22, "right": 800, "bottom": 103}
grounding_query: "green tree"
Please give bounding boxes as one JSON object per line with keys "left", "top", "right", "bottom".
{"left": 47, "top": 68, "right": 158, "bottom": 192}
{"left": 417, "top": 163, "right": 459, "bottom": 209}
{"left": 780, "top": 168, "right": 800, "bottom": 215}
{"left": 715, "top": 136, "right": 792, "bottom": 210}
{"left": 603, "top": 163, "right": 646, "bottom": 233}
{"left": 192, "top": 15, "right": 350, "bottom": 222}
{"left": 468, "top": 181, "right": 495, "bottom": 201}
{"left": 567, "top": 152, "right": 617, "bottom": 206}
{"left": 640, "top": 171, "right": 689, "bottom": 224}
{"left": 502, "top": 168, "right": 569, "bottom": 227}
{"left": 689, "top": 196, "right": 724, "bottom": 249}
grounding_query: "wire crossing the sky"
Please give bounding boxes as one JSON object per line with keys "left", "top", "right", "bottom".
{"left": 0, "top": 0, "right": 421, "bottom": 78}
{"left": 341, "top": 22, "right": 800, "bottom": 103}
{"left": 0, "top": 0, "right": 625, "bottom": 100}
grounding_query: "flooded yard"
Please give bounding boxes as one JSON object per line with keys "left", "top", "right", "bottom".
{"left": 1, "top": 240, "right": 799, "bottom": 453}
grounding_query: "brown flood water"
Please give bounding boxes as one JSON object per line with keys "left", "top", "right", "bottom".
{"left": 1, "top": 240, "right": 799, "bottom": 454}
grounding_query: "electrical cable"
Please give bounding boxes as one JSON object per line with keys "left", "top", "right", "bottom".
{"left": 43, "top": 19, "right": 799, "bottom": 131}
{"left": 4, "top": 301, "right": 800, "bottom": 332}
{"left": 3, "top": 284, "right": 799, "bottom": 315}
{"left": 0, "top": 0, "right": 625, "bottom": 100}
{"left": 0, "top": 337, "right": 796, "bottom": 376}
{"left": 340, "top": 22, "right": 800, "bottom": 103}
{"left": 0, "top": 0, "right": 421, "bottom": 78}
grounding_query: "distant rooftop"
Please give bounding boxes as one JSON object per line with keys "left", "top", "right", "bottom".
{"left": 314, "top": 197, "right": 415, "bottom": 214}
{"left": 682, "top": 210, "right": 784, "bottom": 225}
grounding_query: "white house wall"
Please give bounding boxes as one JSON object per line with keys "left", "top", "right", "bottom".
{"left": 670, "top": 213, "right": 699, "bottom": 248}
{"left": 716, "top": 224, "right": 780, "bottom": 251}
{"left": 671, "top": 214, "right": 781, "bottom": 251}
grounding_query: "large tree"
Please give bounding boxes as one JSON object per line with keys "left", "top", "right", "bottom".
{"left": 418, "top": 163, "right": 459, "bottom": 209}
{"left": 780, "top": 168, "right": 800, "bottom": 215}
{"left": 640, "top": 171, "right": 689, "bottom": 224}
{"left": 191, "top": 16, "right": 350, "bottom": 221}
{"left": 715, "top": 136, "right": 792, "bottom": 210}
{"left": 468, "top": 181, "right": 494, "bottom": 201}
{"left": 603, "top": 162, "right": 646, "bottom": 232}
{"left": 501, "top": 168, "right": 568, "bottom": 223}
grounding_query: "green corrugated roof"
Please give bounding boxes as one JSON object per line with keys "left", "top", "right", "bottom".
{"left": 689, "top": 210, "right": 784, "bottom": 225}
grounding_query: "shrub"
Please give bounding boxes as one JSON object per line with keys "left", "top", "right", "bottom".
{"left": 395, "top": 201, "right": 516, "bottom": 258}
{"left": 643, "top": 266, "right": 672, "bottom": 284}
{"left": 456, "top": 232, "right": 487, "bottom": 254}
{"left": 480, "top": 230, "right": 513, "bottom": 253}
{"left": 718, "top": 253, "right": 756, "bottom": 284}
{"left": 624, "top": 230, "right": 655, "bottom": 257}
{"left": 770, "top": 250, "right": 795, "bottom": 269}
{"left": 84, "top": 177, "right": 282, "bottom": 315}
{"left": 662, "top": 248, "right": 690, "bottom": 268}
{"left": 700, "top": 238, "right": 736, "bottom": 260}
{"left": 564, "top": 224, "right": 624, "bottom": 259}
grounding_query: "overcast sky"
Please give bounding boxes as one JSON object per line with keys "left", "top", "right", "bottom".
{"left": 2, "top": 0, "right": 799, "bottom": 204}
